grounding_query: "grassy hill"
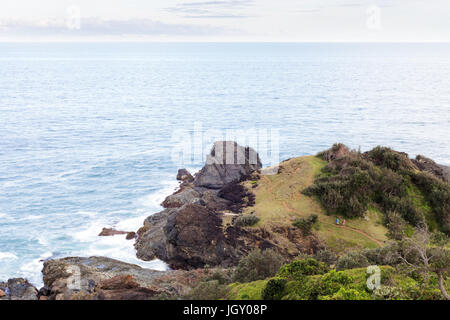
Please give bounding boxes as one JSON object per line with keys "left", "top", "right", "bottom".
{"left": 240, "top": 155, "right": 388, "bottom": 253}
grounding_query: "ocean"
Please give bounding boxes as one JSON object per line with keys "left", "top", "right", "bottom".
{"left": 0, "top": 42, "right": 449, "bottom": 287}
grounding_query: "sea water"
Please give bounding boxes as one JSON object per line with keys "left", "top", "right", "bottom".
{"left": 0, "top": 43, "right": 449, "bottom": 287}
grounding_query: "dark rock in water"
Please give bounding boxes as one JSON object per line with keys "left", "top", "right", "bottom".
{"left": 41, "top": 256, "right": 204, "bottom": 300}
{"left": 2, "top": 278, "right": 39, "bottom": 300}
{"left": 98, "top": 228, "right": 136, "bottom": 240}
{"left": 412, "top": 155, "right": 448, "bottom": 182}
{"left": 193, "top": 141, "right": 262, "bottom": 189}
{"left": 126, "top": 232, "right": 136, "bottom": 240}
{"left": 176, "top": 169, "right": 194, "bottom": 182}
{"left": 99, "top": 228, "right": 128, "bottom": 236}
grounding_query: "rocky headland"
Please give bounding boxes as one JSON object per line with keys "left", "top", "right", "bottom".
{"left": 1, "top": 141, "right": 449, "bottom": 300}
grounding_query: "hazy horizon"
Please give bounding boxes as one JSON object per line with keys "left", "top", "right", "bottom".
{"left": 1, "top": 0, "right": 450, "bottom": 42}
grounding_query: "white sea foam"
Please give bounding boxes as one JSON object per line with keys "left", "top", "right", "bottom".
{"left": 19, "top": 252, "right": 53, "bottom": 288}
{"left": 0, "top": 252, "right": 18, "bottom": 260}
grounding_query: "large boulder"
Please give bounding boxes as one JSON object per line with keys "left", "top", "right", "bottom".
{"left": 161, "top": 187, "right": 202, "bottom": 208}
{"left": 136, "top": 204, "right": 241, "bottom": 269}
{"left": 176, "top": 169, "right": 194, "bottom": 182}
{"left": 0, "top": 278, "right": 38, "bottom": 300}
{"left": 41, "top": 256, "right": 204, "bottom": 300}
{"left": 193, "top": 141, "right": 262, "bottom": 189}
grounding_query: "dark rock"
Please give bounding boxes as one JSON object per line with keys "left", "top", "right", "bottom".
{"left": 412, "top": 155, "right": 447, "bottom": 182}
{"left": 136, "top": 204, "right": 241, "bottom": 269}
{"left": 98, "top": 228, "right": 136, "bottom": 240}
{"left": 126, "top": 232, "right": 136, "bottom": 240}
{"left": 161, "top": 186, "right": 202, "bottom": 208}
{"left": 176, "top": 169, "right": 194, "bottom": 182}
{"left": 5, "top": 278, "right": 38, "bottom": 300}
{"left": 99, "top": 228, "right": 128, "bottom": 237}
{"left": 193, "top": 141, "right": 262, "bottom": 189}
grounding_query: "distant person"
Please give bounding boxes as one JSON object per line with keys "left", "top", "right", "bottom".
{"left": 336, "top": 218, "right": 340, "bottom": 225}
{"left": 342, "top": 219, "right": 346, "bottom": 226}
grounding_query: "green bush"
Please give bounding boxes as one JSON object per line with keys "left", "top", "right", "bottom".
{"left": 292, "top": 214, "right": 318, "bottom": 235}
{"left": 303, "top": 145, "right": 448, "bottom": 234}
{"left": 314, "top": 249, "right": 338, "bottom": 266}
{"left": 277, "top": 258, "right": 329, "bottom": 281}
{"left": 322, "top": 287, "right": 371, "bottom": 300}
{"left": 233, "top": 249, "right": 285, "bottom": 283}
{"left": 336, "top": 251, "right": 370, "bottom": 270}
{"left": 234, "top": 214, "right": 260, "bottom": 227}
{"left": 185, "top": 280, "right": 230, "bottom": 300}
{"left": 261, "top": 278, "right": 287, "bottom": 300}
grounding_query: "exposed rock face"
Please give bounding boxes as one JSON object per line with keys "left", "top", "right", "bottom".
{"left": 193, "top": 141, "right": 262, "bottom": 189}
{"left": 161, "top": 187, "right": 202, "bottom": 208}
{"left": 135, "top": 142, "right": 276, "bottom": 270}
{"left": 41, "top": 256, "right": 204, "bottom": 300}
{"left": 176, "top": 169, "right": 194, "bottom": 182}
{"left": 412, "top": 155, "right": 448, "bottom": 182}
{"left": 136, "top": 204, "right": 241, "bottom": 269}
{"left": 0, "top": 278, "right": 38, "bottom": 300}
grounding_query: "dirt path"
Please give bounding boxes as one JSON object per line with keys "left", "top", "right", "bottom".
{"left": 263, "top": 169, "right": 383, "bottom": 247}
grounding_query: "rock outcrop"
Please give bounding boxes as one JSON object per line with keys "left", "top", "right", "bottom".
{"left": 98, "top": 228, "right": 136, "bottom": 240}
{"left": 412, "top": 155, "right": 448, "bottom": 182}
{"left": 135, "top": 142, "right": 275, "bottom": 269}
{"left": 176, "top": 169, "right": 194, "bottom": 182}
{"left": 0, "top": 278, "right": 38, "bottom": 300}
{"left": 136, "top": 204, "right": 241, "bottom": 269}
{"left": 193, "top": 141, "right": 262, "bottom": 189}
{"left": 40, "top": 256, "right": 204, "bottom": 300}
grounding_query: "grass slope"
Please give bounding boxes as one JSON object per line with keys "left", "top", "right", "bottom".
{"left": 242, "top": 156, "right": 388, "bottom": 253}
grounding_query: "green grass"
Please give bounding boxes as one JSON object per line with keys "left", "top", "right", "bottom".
{"left": 227, "top": 280, "right": 268, "bottom": 300}
{"left": 241, "top": 155, "right": 388, "bottom": 253}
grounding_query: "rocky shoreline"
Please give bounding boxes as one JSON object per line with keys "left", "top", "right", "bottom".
{"left": 1, "top": 141, "right": 449, "bottom": 300}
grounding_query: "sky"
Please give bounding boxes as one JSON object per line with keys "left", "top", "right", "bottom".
{"left": 0, "top": 0, "right": 450, "bottom": 42}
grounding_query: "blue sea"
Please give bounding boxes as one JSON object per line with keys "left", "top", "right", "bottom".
{"left": 0, "top": 43, "right": 449, "bottom": 287}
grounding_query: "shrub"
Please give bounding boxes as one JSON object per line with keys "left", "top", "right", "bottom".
{"left": 336, "top": 251, "right": 370, "bottom": 270}
{"left": 366, "top": 146, "right": 413, "bottom": 172}
{"left": 185, "top": 280, "right": 230, "bottom": 300}
{"left": 277, "top": 258, "right": 329, "bottom": 281}
{"left": 261, "top": 277, "right": 287, "bottom": 300}
{"left": 292, "top": 214, "right": 318, "bottom": 235}
{"left": 234, "top": 214, "right": 260, "bottom": 227}
{"left": 361, "top": 244, "right": 400, "bottom": 266}
{"left": 314, "top": 249, "right": 338, "bottom": 266}
{"left": 233, "top": 249, "right": 285, "bottom": 283}
{"left": 322, "top": 287, "right": 371, "bottom": 300}
{"left": 316, "top": 270, "right": 354, "bottom": 297}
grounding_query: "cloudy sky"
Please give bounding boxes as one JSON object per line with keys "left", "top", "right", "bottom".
{"left": 1, "top": 0, "right": 449, "bottom": 41}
